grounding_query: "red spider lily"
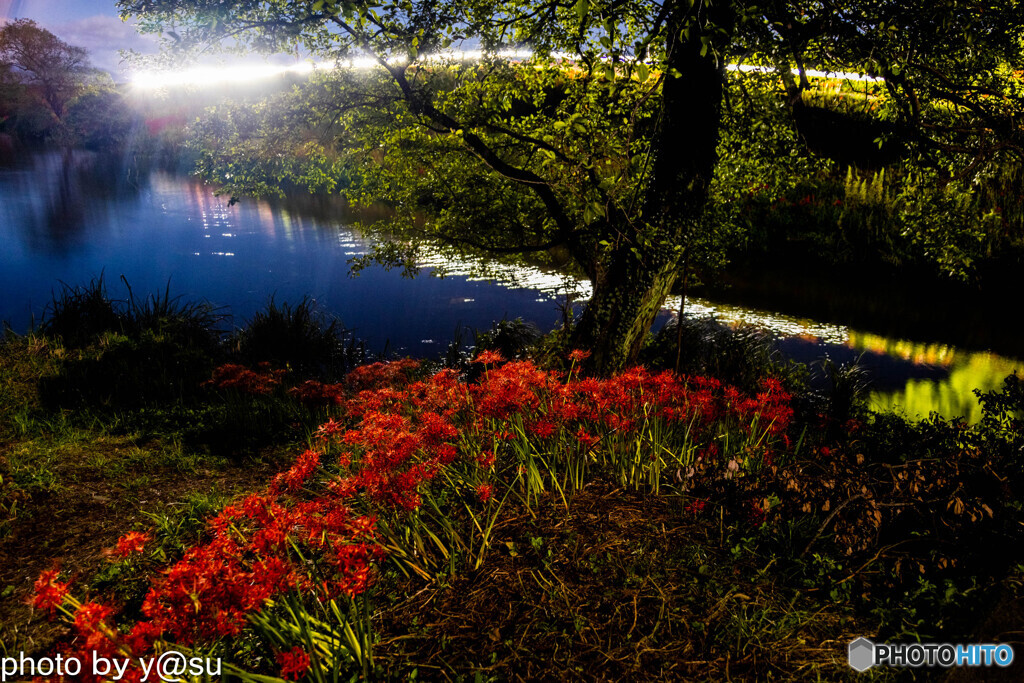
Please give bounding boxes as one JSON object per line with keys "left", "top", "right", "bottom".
{"left": 748, "top": 499, "right": 768, "bottom": 527}
{"left": 123, "top": 621, "right": 161, "bottom": 657}
{"left": 277, "top": 646, "right": 312, "bottom": 681}
{"left": 316, "top": 417, "right": 345, "bottom": 441}
{"left": 346, "top": 358, "right": 420, "bottom": 390}
{"left": 405, "top": 368, "right": 470, "bottom": 416}
{"left": 31, "top": 569, "right": 70, "bottom": 613}
{"left": 471, "top": 360, "right": 545, "bottom": 418}
{"left": 434, "top": 443, "right": 458, "bottom": 465}
{"left": 288, "top": 380, "right": 345, "bottom": 408}
{"left": 271, "top": 449, "right": 322, "bottom": 493}
{"left": 347, "top": 387, "right": 411, "bottom": 419}
{"left": 472, "top": 350, "right": 505, "bottom": 365}
{"left": 418, "top": 411, "right": 459, "bottom": 448}
{"left": 684, "top": 499, "right": 708, "bottom": 516}
{"left": 73, "top": 602, "right": 116, "bottom": 651}
{"left": 531, "top": 420, "right": 556, "bottom": 439}
{"left": 575, "top": 428, "right": 599, "bottom": 449}
{"left": 476, "top": 483, "right": 494, "bottom": 503}
{"left": 330, "top": 543, "right": 383, "bottom": 597}
{"left": 204, "top": 363, "right": 285, "bottom": 395}
{"left": 114, "top": 531, "right": 151, "bottom": 558}
{"left": 568, "top": 349, "right": 592, "bottom": 362}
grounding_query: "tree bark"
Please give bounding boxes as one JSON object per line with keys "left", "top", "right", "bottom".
{"left": 570, "top": 1, "right": 731, "bottom": 374}
{"left": 644, "top": 2, "right": 729, "bottom": 224}
{"left": 571, "top": 243, "right": 680, "bottom": 371}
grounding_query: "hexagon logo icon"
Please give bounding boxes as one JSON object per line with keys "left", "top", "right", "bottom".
{"left": 848, "top": 637, "right": 875, "bottom": 672}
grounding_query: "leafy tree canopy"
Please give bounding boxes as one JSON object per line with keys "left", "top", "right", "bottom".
{"left": 0, "top": 19, "right": 92, "bottom": 120}
{"left": 119, "top": 0, "right": 1024, "bottom": 371}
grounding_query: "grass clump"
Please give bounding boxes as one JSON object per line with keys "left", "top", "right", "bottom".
{"left": 643, "top": 315, "right": 788, "bottom": 393}
{"left": 38, "top": 275, "right": 123, "bottom": 349}
{"left": 35, "top": 276, "right": 225, "bottom": 410}
{"left": 233, "top": 296, "right": 365, "bottom": 380}
{"left": 121, "top": 279, "right": 225, "bottom": 354}
{"left": 29, "top": 280, "right": 358, "bottom": 451}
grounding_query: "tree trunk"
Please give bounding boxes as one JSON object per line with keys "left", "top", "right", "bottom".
{"left": 570, "top": 2, "right": 732, "bottom": 374}
{"left": 570, "top": 244, "right": 680, "bottom": 372}
{"left": 643, "top": 3, "right": 729, "bottom": 224}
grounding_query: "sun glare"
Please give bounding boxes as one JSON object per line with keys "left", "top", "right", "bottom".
{"left": 130, "top": 60, "right": 337, "bottom": 89}
{"left": 130, "top": 51, "right": 880, "bottom": 90}
{"left": 129, "top": 50, "right": 537, "bottom": 90}
{"left": 726, "top": 63, "right": 884, "bottom": 82}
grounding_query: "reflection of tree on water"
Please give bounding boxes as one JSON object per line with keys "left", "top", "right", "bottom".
{"left": 845, "top": 330, "right": 1022, "bottom": 421}
{"left": 871, "top": 351, "right": 1022, "bottom": 423}
{"left": 776, "top": 338, "right": 949, "bottom": 390}
{"left": 13, "top": 150, "right": 148, "bottom": 253}
{"left": 758, "top": 330, "right": 1021, "bottom": 423}
{"left": 42, "top": 148, "right": 87, "bottom": 246}
{"left": 0, "top": 134, "right": 15, "bottom": 165}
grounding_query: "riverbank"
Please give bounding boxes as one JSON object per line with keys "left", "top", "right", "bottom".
{"left": 5, "top": 152, "right": 1023, "bottom": 423}
{"left": 3, "top": 297, "right": 1023, "bottom": 681}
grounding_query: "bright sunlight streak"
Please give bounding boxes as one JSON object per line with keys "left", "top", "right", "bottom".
{"left": 130, "top": 49, "right": 881, "bottom": 91}
{"left": 130, "top": 60, "right": 336, "bottom": 89}
{"left": 129, "top": 50, "right": 537, "bottom": 90}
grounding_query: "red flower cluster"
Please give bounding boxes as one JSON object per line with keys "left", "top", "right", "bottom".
{"left": 345, "top": 358, "right": 420, "bottom": 390}
{"left": 74, "top": 601, "right": 116, "bottom": 651}
{"left": 277, "top": 646, "right": 312, "bottom": 680}
{"left": 39, "top": 358, "right": 796, "bottom": 679}
{"left": 270, "top": 448, "right": 321, "bottom": 493}
{"left": 136, "top": 489, "right": 382, "bottom": 645}
{"left": 748, "top": 499, "right": 768, "bottom": 527}
{"left": 684, "top": 498, "right": 708, "bottom": 516}
{"left": 568, "top": 349, "right": 591, "bottom": 363}
{"left": 114, "top": 531, "right": 151, "bottom": 558}
{"left": 288, "top": 379, "right": 345, "bottom": 408}
{"left": 476, "top": 483, "right": 494, "bottom": 503}
{"left": 473, "top": 350, "right": 505, "bottom": 365}
{"left": 31, "top": 569, "right": 70, "bottom": 613}
{"left": 204, "top": 362, "right": 285, "bottom": 395}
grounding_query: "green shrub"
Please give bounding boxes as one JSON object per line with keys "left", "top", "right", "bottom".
{"left": 39, "top": 275, "right": 124, "bottom": 349}
{"left": 233, "top": 297, "right": 364, "bottom": 379}
{"left": 472, "top": 318, "right": 542, "bottom": 361}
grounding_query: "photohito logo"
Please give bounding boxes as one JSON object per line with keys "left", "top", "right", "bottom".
{"left": 848, "top": 638, "right": 1015, "bottom": 671}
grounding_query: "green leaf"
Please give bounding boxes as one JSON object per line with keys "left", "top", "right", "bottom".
{"left": 574, "top": 0, "right": 590, "bottom": 24}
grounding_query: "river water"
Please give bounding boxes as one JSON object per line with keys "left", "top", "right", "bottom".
{"left": 1, "top": 151, "right": 1020, "bottom": 421}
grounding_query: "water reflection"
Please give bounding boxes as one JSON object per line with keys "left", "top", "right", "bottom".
{"left": 865, "top": 345, "right": 1020, "bottom": 423}
{"left": 1, "top": 152, "right": 1020, "bottom": 422}
{"left": 1, "top": 152, "right": 148, "bottom": 254}
{"left": 680, "top": 302, "right": 1022, "bottom": 422}
{"left": 421, "top": 244, "right": 1022, "bottom": 422}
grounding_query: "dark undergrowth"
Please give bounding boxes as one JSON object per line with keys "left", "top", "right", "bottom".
{"left": 28, "top": 279, "right": 371, "bottom": 454}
